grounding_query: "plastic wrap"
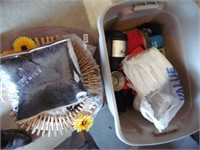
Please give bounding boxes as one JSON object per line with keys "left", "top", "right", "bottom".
{"left": 122, "top": 48, "right": 185, "bottom": 131}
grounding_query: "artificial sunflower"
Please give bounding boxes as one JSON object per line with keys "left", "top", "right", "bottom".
{"left": 13, "top": 36, "right": 36, "bottom": 52}
{"left": 73, "top": 114, "right": 94, "bottom": 132}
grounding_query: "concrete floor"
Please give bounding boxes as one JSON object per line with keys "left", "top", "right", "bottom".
{"left": 0, "top": 0, "right": 199, "bottom": 149}
{"left": 90, "top": 105, "right": 199, "bottom": 149}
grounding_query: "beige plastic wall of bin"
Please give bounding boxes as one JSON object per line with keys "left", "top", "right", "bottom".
{"left": 98, "top": 0, "right": 200, "bottom": 146}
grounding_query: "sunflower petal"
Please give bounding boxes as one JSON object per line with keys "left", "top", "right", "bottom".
{"left": 1, "top": 50, "right": 15, "bottom": 55}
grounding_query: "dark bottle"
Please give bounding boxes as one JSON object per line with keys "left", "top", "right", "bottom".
{"left": 105, "top": 30, "right": 127, "bottom": 71}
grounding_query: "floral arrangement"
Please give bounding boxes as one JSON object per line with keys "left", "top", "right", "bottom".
{"left": 2, "top": 36, "right": 37, "bottom": 55}
{"left": 72, "top": 114, "right": 94, "bottom": 142}
{"left": 13, "top": 36, "right": 36, "bottom": 52}
{"left": 2, "top": 36, "right": 96, "bottom": 134}
{"left": 1, "top": 35, "right": 99, "bottom": 138}
{"left": 73, "top": 114, "right": 94, "bottom": 132}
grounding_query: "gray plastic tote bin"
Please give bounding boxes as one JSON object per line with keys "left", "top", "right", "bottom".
{"left": 98, "top": 0, "right": 200, "bottom": 146}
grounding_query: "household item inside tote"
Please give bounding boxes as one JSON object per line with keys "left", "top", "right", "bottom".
{"left": 136, "top": 23, "right": 164, "bottom": 49}
{"left": 122, "top": 48, "right": 185, "bottom": 132}
{"left": 125, "top": 23, "right": 164, "bottom": 55}
{"left": 98, "top": 0, "right": 200, "bottom": 146}
{"left": 111, "top": 70, "right": 126, "bottom": 91}
{"left": 111, "top": 70, "right": 135, "bottom": 112}
{"left": 106, "top": 23, "right": 165, "bottom": 114}
{"left": 105, "top": 30, "right": 127, "bottom": 71}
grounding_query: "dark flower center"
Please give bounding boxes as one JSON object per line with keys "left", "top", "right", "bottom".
{"left": 21, "top": 45, "right": 28, "bottom": 51}
{"left": 82, "top": 120, "right": 87, "bottom": 125}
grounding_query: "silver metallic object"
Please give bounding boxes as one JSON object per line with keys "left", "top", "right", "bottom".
{"left": 111, "top": 71, "right": 126, "bottom": 91}
{"left": 0, "top": 39, "right": 87, "bottom": 121}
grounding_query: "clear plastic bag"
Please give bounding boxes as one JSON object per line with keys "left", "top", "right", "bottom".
{"left": 122, "top": 48, "right": 185, "bottom": 131}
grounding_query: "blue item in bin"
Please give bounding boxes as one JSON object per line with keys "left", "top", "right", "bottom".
{"left": 149, "top": 35, "right": 163, "bottom": 48}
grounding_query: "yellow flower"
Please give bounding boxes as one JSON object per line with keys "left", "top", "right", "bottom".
{"left": 13, "top": 36, "right": 36, "bottom": 52}
{"left": 1, "top": 50, "right": 15, "bottom": 55}
{"left": 73, "top": 114, "right": 94, "bottom": 132}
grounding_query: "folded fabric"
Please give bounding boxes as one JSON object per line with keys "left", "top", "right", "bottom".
{"left": 0, "top": 39, "right": 87, "bottom": 121}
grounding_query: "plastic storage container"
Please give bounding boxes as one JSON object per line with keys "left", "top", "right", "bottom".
{"left": 98, "top": 0, "right": 200, "bottom": 146}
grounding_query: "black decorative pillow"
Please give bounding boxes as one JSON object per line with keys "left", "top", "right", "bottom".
{"left": 0, "top": 39, "right": 87, "bottom": 121}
